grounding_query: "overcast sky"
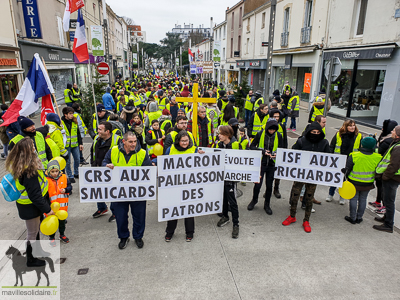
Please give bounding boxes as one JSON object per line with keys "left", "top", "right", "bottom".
{"left": 105, "top": 0, "right": 233, "bottom": 44}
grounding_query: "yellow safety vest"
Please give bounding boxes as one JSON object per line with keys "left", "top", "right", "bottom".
{"left": 348, "top": 151, "right": 382, "bottom": 183}
{"left": 92, "top": 113, "right": 111, "bottom": 135}
{"left": 287, "top": 95, "right": 300, "bottom": 111}
{"left": 259, "top": 130, "right": 279, "bottom": 162}
{"left": 71, "top": 89, "right": 81, "bottom": 101}
{"left": 64, "top": 89, "right": 72, "bottom": 103}
{"left": 169, "top": 131, "right": 196, "bottom": 146}
{"left": 110, "top": 146, "right": 146, "bottom": 166}
{"left": 376, "top": 142, "right": 400, "bottom": 175}
{"left": 169, "top": 145, "right": 197, "bottom": 155}
{"left": 62, "top": 120, "right": 79, "bottom": 148}
{"left": 194, "top": 117, "right": 213, "bottom": 145}
{"left": 334, "top": 132, "right": 362, "bottom": 154}
{"left": 10, "top": 133, "right": 48, "bottom": 168}
{"left": 244, "top": 94, "right": 254, "bottom": 111}
{"left": 147, "top": 129, "right": 165, "bottom": 155}
{"left": 16, "top": 170, "right": 48, "bottom": 205}
{"left": 311, "top": 106, "right": 324, "bottom": 122}
{"left": 252, "top": 113, "right": 268, "bottom": 136}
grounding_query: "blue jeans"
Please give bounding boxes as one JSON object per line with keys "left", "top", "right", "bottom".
{"left": 245, "top": 109, "right": 253, "bottom": 127}
{"left": 80, "top": 149, "right": 85, "bottom": 162}
{"left": 290, "top": 117, "right": 296, "bottom": 129}
{"left": 66, "top": 102, "right": 73, "bottom": 107}
{"left": 349, "top": 190, "right": 369, "bottom": 220}
{"left": 97, "top": 202, "right": 115, "bottom": 214}
{"left": 329, "top": 186, "right": 336, "bottom": 196}
{"left": 382, "top": 180, "right": 400, "bottom": 229}
{"left": 3, "top": 143, "right": 8, "bottom": 157}
{"left": 65, "top": 146, "right": 80, "bottom": 178}
{"left": 113, "top": 201, "right": 146, "bottom": 239}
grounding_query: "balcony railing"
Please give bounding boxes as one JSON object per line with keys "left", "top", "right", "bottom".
{"left": 301, "top": 26, "right": 312, "bottom": 44}
{"left": 281, "top": 32, "right": 289, "bottom": 47}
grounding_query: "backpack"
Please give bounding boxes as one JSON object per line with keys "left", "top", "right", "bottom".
{"left": 0, "top": 174, "right": 21, "bottom": 202}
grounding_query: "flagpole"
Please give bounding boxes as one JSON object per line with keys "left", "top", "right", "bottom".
{"left": 88, "top": 59, "right": 99, "bottom": 126}
{"left": 41, "top": 57, "right": 61, "bottom": 118}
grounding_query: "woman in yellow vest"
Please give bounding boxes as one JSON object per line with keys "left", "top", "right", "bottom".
{"left": 164, "top": 131, "right": 205, "bottom": 242}
{"left": 342, "top": 137, "right": 382, "bottom": 224}
{"left": 326, "top": 119, "right": 362, "bottom": 204}
{"left": 219, "top": 104, "right": 236, "bottom": 126}
{"left": 46, "top": 159, "right": 72, "bottom": 245}
{"left": 5, "top": 138, "right": 55, "bottom": 267}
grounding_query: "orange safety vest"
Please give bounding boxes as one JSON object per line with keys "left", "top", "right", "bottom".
{"left": 47, "top": 173, "right": 69, "bottom": 212}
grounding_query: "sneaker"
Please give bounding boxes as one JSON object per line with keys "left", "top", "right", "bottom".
{"left": 108, "top": 215, "right": 116, "bottom": 222}
{"left": 303, "top": 221, "right": 312, "bottom": 233}
{"left": 135, "top": 238, "right": 144, "bottom": 249}
{"left": 292, "top": 129, "right": 296, "bottom": 132}
{"left": 356, "top": 218, "right": 363, "bottom": 224}
{"left": 372, "top": 224, "right": 393, "bottom": 233}
{"left": 49, "top": 238, "right": 56, "bottom": 247}
{"left": 247, "top": 200, "right": 257, "bottom": 211}
{"left": 232, "top": 225, "right": 239, "bottom": 239}
{"left": 69, "top": 177, "right": 76, "bottom": 183}
{"left": 0, "top": 153, "right": 6, "bottom": 160}
{"left": 217, "top": 216, "right": 230, "bottom": 227}
{"left": 301, "top": 205, "right": 315, "bottom": 213}
{"left": 74, "top": 174, "right": 79, "bottom": 179}
{"left": 287, "top": 128, "right": 292, "bottom": 131}
{"left": 369, "top": 201, "right": 382, "bottom": 208}
{"left": 92, "top": 209, "right": 108, "bottom": 218}
{"left": 118, "top": 237, "right": 130, "bottom": 249}
{"left": 186, "top": 235, "right": 193, "bottom": 242}
{"left": 326, "top": 195, "right": 333, "bottom": 202}
{"left": 339, "top": 197, "right": 345, "bottom": 205}
{"left": 344, "top": 216, "right": 356, "bottom": 224}
{"left": 376, "top": 207, "right": 386, "bottom": 214}
{"left": 59, "top": 235, "right": 70, "bottom": 243}
{"left": 165, "top": 234, "right": 173, "bottom": 242}
{"left": 282, "top": 216, "right": 296, "bottom": 226}
{"left": 80, "top": 160, "right": 89, "bottom": 165}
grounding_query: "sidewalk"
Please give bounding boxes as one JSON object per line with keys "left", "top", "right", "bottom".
{"left": 0, "top": 109, "right": 399, "bottom": 299}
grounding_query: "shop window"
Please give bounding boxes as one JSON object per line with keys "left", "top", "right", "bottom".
{"left": 48, "top": 69, "right": 74, "bottom": 103}
{"left": 274, "top": 67, "right": 312, "bottom": 102}
{"left": 0, "top": 75, "right": 19, "bottom": 105}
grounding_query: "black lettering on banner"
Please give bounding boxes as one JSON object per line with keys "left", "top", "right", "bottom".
{"left": 334, "top": 172, "right": 341, "bottom": 183}
{"left": 188, "top": 205, "right": 195, "bottom": 215}
{"left": 148, "top": 186, "right": 155, "bottom": 197}
{"left": 166, "top": 176, "right": 173, "bottom": 186}
{"left": 249, "top": 157, "right": 254, "bottom": 165}
{"left": 205, "top": 202, "right": 213, "bottom": 212}
{"left": 197, "top": 172, "right": 202, "bottom": 183}
{"left": 104, "top": 187, "right": 108, "bottom": 198}
{"left": 171, "top": 207, "right": 179, "bottom": 217}
{"left": 217, "top": 171, "right": 224, "bottom": 182}
{"left": 141, "top": 169, "right": 150, "bottom": 180}
{"left": 120, "top": 169, "right": 129, "bottom": 182}
{"left": 176, "top": 158, "right": 184, "bottom": 168}
{"left": 316, "top": 171, "right": 323, "bottom": 181}
{"left": 194, "top": 155, "right": 201, "bottom": 167}
{"left": 198, "top": 188, "right": 204, "bottom": 199}
{"left": 94, "top": 170, "right": 102, "bottom": 182}
{"left": 130, "top": 169, "right": 140, "bottom": 181}
{"left": 295, "top": 152, "right": 301, "bottom": 163}
{"left": 110, "top": 187, "right": 117, "bottom": 198}
{"left": 230, "top": 173, "right": 236, "bottom": 181}
{"left": 209, "top": 171, "right": 216, "bottom": 182}
{"left": 180, "top": 206, "right": 185, "bottom": 215}
{"left": 118, "top": 187, "right": 127, "bottom": 198}
{"left": 290, "top": 167, "right": 297, "bottom": 178}
{"left": 188, "top": 173, "right": 196, "bottom": 184}
{"left": 320, "top": 156, "right": 328, "bottom": 167}
{"left": 298, "top": 168, "right": 305, "bottom": 179}
{"left": 91, "top": 188, "right": 102, "bottom": 199}
{"left": 285, "top": 167, "right": 289, "bottom": 177}
{"left": 182, "top": 190, "right": 189, "bottom": 200}
{"left": 202, "top": 155, "right": 210, "bottom": 167}
{"left": 196, "top": 203, "right": 203, "bottom": 213}
{"left": 104, "top": 169, "right": 111, "bottom": 182}
{"left": 158, "top": 176, "right": 165, "bottom": 187}
{"left": 330, "top": 157, "right": 339, "bottom": 168}
{"left": 283, "top": 151, "right": 287, "bottom": 162}
{"left": 163, "top": 158, "right": 174, "bottom": 170}
{"left": 203, "top": 172, "right": 208, "bottom": 183}
{"left": 277, "top": 166, "right": 284, "bottom": 176}
{"left": 306, "top": 170, "right": 314, "bottom": 180}
{"left": 247, "top": 174, "right": 251, "bottom": 181}
{"left": 81, "top": 188, "right": 88, "bottom": 199}
{"left": 191, "top": 189, "right": 197, "bottom": 199}
{"left": 185, "top": 156, "right": 192, "bottom": 168}
{"left": 214, "top": 201, "right": 220, "bottom": 211}
{"left": 212, "top": 154, "right": 220, "bottom": 166}
{"left": 129, "top": 186, "right": 136, "bottom": 198}
{"left": 162, "top": 208, "right": 169, "bottom": 218}
{"left": 325, "top": 172, "right": 333, "bottom": 182}
{"left": 139, "top": 186, "right": 146, "bottom": 197}
{"left": 309, "top": 155, "right": 318, "bottom": 166}
{"left": 85, "top": 171, "right": 92, "bottom": 182}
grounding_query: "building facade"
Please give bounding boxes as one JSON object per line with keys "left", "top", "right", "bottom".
{"left": 171, "top": 23, "right": 211, "bottom": 42}
{"left": 213, "top": 21, "right": 227, "bottom": 87}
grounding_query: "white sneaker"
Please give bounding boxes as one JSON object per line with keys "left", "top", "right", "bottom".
{"left": 326, "top": 195, "right": 333, "bottom": 202}
{"left": 339, "top": 197, "right": 345, "bottom": 205}
{"left": 311, "top": 208, "right": 316, "bottom": 213}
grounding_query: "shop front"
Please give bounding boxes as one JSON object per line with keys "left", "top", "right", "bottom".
{"left": 74, "top": 54, "right": 105, "bottom": 88}
{"left": 321, "top": 44, "right": 398, "bottom": 126}
{"left": 0, "top": 46, "right": 24, "bottom": 105}
{"left": 236, "top": 60, "right": 267, "bottom": 93}
{"left": 19, "top": 41, "right": 75, "bottom": 103}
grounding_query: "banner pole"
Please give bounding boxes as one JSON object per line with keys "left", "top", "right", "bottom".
{"left": 41, "top": 57, "right": 61, "bottom": 118}
{"left": 88, "top": 59, "right": 99, "bottom": 126}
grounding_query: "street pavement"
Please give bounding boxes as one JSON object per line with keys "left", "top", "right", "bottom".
{"left": 1, "top": 108, "right": 400, "bottom": 299}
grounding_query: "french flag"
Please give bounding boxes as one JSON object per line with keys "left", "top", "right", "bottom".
{"left": 1, "top": 54, "right": 55, "bottom": 127}
{"left": 63, "top": 0, "right": 85, "bottom": 32}
{"left": 72, "top": 9, "right": 89, "bottom": 62}
{"left": 188, "top": 48, "right": 194, "bottom": 62}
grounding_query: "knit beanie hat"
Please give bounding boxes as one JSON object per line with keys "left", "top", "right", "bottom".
{"left": 47, "top": 159, "right": 60, "bottom": 172}
{"left": 18, "top": 116, "right": 35, "bottom": 131}
{"left": 162, "top": 109, "right": 171, "bottom": 116}
{"left": 46, "top": 113, "right": 61, "bottom": 126}
{"left": 395, "top": 125, "right": 400, "bottom": 137}
{"left": 361, "top": 136, "right": 376, "bottom": 150}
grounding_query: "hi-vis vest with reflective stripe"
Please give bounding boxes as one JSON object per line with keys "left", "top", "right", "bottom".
{"left": 334, "top": 132, "right": 362, "bottom": 154}
{"left": 129, "top": 94, "right": 142, "bottom": 107}
{"left": 64, "top": 89, "right": 72, "bottom": 103}
{"left": 169, "top": 145, "right": 197, "bottom": 155}
{"left": 111, "top": 129, "right": 122, "bottom": 148}
{"left": 216, "top": 140, "right": 240, "bottom": 150}
{"left": 376, "top": 142, "right": 400, "bottom": 175}
{"left": 311, "top": 106, "right": 324, "bottom": 122}
{"left": 11, "top": 133, "right": 48, "bottom": 168}
{"left": 147, "top": 111, "right": 162, "bottom": 126}
{"left": 287, "top": 95, "right": 300, "bottom": 111}
{"left": 110, "top": 146, "right": 146, "bottom": 166}
{"left": 348, "top": 151, "right": 382, "bottom": 183}
{"left": 206, "top": 107, "right": 218, "bottom": 130}
{"left": 195, "top": 117, "right": 213, "bottom": 145}
{"left": 239, "top": 136, "right": 249, "bottom": 149}
{"left": 254, "top": 97, "right": 264, "bottom": 111}
{"left": 74, "top": 113, "right": 88, "bottom": 135}
{"left": 148, "top": 129, "right": 165, "bottom": 155}
{"left": 92, "top": 113, "right": 110, "bottom": 135}
{"left": 245, "top": 94, "right": 254, "bottom": 111}
{"left": 61, "top": 120, "right": 79, "bottom": 148}
{"left": 47, "top": 173, "right": 69, "bottom": 211}
{"left": 46, "top": 137, "right": 60, "bottom": 158}
{"left": 252, "top": 113, "right": 268, "bottom": 136}
{"left": 170, "top": 131, "right": 196, "bottom": 146}
{"left": 160, "top": 120, "right": 172, "bottom": 131}
{"left": 71, "top": 89, "right": 81, "bottom": 101}
{"left": 117, "top": 95, "right": 128, "bottom": 113}
{"left": 158, "top": 97, "right": 167, "bottom": 111}
{"left": 259, "top": 130, "right": 279, "bottom": 162}
{"left": 15, "top": 170, "right": 48, "bottom": 205}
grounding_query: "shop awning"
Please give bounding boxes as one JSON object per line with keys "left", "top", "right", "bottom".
{"left": 0, "top": 68, "right": 25, "bottom": 75}
{"left": 273, "top": 46, "right": 318, "bottom": 55}
{"left": 323, "top": 43, "right": 396, "bottom": 60}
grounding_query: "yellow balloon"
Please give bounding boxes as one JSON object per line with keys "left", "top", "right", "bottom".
{"left": 40, "top": 215, "right": 59, "bottom": 236}
{"left": 153, "top": 143, "right": 163, "bottom": 156}
{"left": 50, "top": 202, "right": 60, "bottom": 212}
{"left": 338, "top": 181, "right": 356, "bottom": 200}
{"left": 56, "top": 210, "right": 68, "bottom": 221}
{"left": 52, "top": 156, "right": 66, "bottom": 170}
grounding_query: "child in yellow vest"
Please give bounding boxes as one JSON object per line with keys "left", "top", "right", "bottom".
{"left": 46, "top": 159, "right": 72, "bottom": 246}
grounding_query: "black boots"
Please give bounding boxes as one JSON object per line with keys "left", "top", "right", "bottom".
{"left": 273, "top": 188, "right": 281, "bottom": 199}
{"left": 26, "top": 242, "right": 46, "bottom": 267}
{"left": 264, "top": 198, "right": 273, "bottom": 215}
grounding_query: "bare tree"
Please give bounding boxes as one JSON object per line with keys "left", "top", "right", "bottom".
{"left": 122, "top": 16, "right": 134, "bottom": 25}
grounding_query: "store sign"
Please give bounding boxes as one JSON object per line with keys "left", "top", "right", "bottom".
{"left": 303, "top": 73, "right": 312, "bottom": 94}
{"left": 190, "top": 64, "right": 196, "bottom": 74}
{"left": 20, "top": 42, "right": 73, "bottom": 63}
{"left": 237, "top": 62, "right": 245, "bottom": 67}
{"left": 90, "top": 25, "right": 104, "bottom": 56}
{"left": 250, "top": 61, "right": 260, "bottom": 67}
{"left": 214, "top": 62, "right": 220, "bottom": 68}
{"left": 203, "top": 61, "right": 213, "bottom": 74}
{"left": 284, "top": 55, "right": 292, "bottom": 69}
{"left": 0, "top": 59, "right": 17, "bottom": 66}
{"left": 70, "top": 19, "right": 78, "bottom": 29}
{"left": 21, "top": 0, "right": 42, "bottom": 39}
{"left": 69, "top": 31, "right": 75, "bottom": 42}
{"left": 324, "top": 47, "right": 395, "bottom": 60}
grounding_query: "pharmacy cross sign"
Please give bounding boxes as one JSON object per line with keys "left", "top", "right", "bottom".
{"left": 175, "top": 83, "right": 217, "bottom": 144}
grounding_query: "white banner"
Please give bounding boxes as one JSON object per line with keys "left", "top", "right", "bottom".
{"left": 132, "top": 53, "right": 138, "bottom": 64}
{"left": 157, "top": 153, "right": 224, "bottom": 222}
{"left": 79, "top": 167, "right": 157, "bottom": 202}
{"left": 90, "top": 25, "right": 104, "bottom": 56}
{"left": 275, "top": 149, "right": 346, "bottom": 187}
{"left": 213, "top": 40, "right": 221, "bottom": 62}
{"left": 199, "top": 148, "right": 262, "bottom": 182}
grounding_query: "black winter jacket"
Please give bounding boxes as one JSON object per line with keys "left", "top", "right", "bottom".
{"left": 293, "top": 122, "right": 330, "bottom": 153}
{"left": 91, "top": 136, "right": 112, "bottom": 167}
{"left": 329, "top": 131, "right": 361, "bottom": 156}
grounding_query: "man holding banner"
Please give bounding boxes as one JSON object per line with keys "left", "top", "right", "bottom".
{"left": 282, "top": 122, "right": 330, "bottom": 233}
{"left": 102, "top": 131, "right": 152, "bottom": 249}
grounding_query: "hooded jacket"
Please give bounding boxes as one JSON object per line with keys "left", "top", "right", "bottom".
{"left": 269, "top": 109, "right": 288, "bottom": 148}
{"left": 247, "top": 108, "right": 268, "bottom": 138}
{"left": 91, "top": 135, "right": 112, "bottom": 167}
{"left": 61, "top": 116, "right": 83, "bottom": 147}
{"left": 378, "top": 119, "right": 398, "bottom": 155}
{"left": 250, "top": 119, "right": 283, "bottom": 166}
{"left": 181, "top": 86, "right": 191, "bottom": 97}
{"left": 120, "top": 105, "right": 136, "bottom": 123}
{"left": 102, "top": 90, "right": 115, "bottom": 111}
{"left": 293, "top": 122, "right": 330, "bottom": 153}
{"left": 145, "top": 102, "right": 160, "bottom": 128}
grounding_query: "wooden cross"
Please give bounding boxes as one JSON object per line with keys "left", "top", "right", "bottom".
{"left": 175, "top": 83, "right": 217, "bottom": 144}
